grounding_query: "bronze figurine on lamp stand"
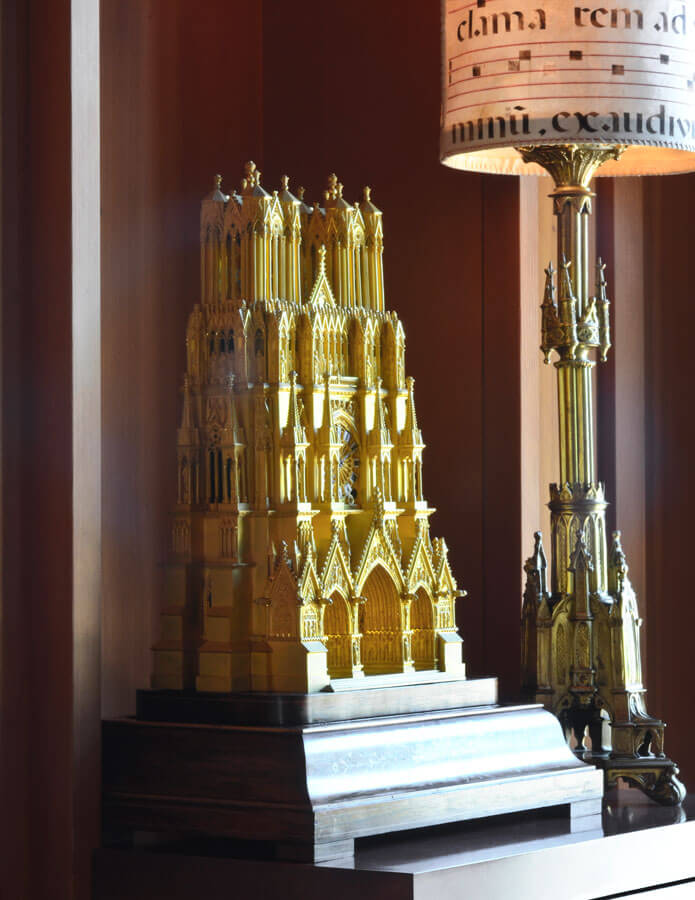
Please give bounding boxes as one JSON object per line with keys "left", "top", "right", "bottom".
{"left": 517, "top": 145, "right": 685, "bottom": 806}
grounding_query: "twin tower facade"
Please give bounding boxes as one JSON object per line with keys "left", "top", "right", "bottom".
{"left": 151, "top": 162, "right": 465, "bottom": 694}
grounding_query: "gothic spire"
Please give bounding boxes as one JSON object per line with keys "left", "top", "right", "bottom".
{"left": 402, "top": 376, "right": 423, "bottom": 447}
{"left": 283, "top": 370, "right": 307, "bottom": 447}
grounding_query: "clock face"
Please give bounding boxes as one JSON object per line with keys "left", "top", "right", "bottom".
{"left": 336, "top": 425, "right": 360, "bottom": 506}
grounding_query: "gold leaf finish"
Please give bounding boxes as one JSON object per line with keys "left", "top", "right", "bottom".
{"left": 152, "top": 166, "right": 466, "bottom": 694}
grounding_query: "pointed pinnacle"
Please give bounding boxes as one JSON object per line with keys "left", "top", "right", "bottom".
{"left": 569, "top": 528, "right": 594, "bottom": 572}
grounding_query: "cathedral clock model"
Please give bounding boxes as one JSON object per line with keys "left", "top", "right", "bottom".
{"left": 151, "top": 163, "right": 466, "bottom": 694}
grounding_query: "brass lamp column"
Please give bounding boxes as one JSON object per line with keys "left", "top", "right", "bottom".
{"left": 515, "top": 144, "right": 685, "bottom": 804}
{"left": 522, "top": 144, "right": 616, "bottom": 606}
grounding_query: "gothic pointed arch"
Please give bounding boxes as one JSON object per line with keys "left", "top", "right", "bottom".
{"left": 360, "top": 564, "right": 402, "bottom": 674}
{"left": 354, "top": 516, "right": 404, "bottom": 597}
{"left": 324, "top": 592, "right": 352, "bottom": 678}
{"left": 405, "top": 528, "right": 436, "bottom": 595}
{"left": 411, "top": 587, "right": 436, "bottom": 670}
{"left": 380, "top": 317, "right": 397, "bottom": 389}
{"left": 319, "top": 530, "right": 354, "bottom": 600}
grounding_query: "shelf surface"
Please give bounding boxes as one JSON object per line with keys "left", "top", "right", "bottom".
{"left": 95, "top": 789, "right": 695, "bottom": 899}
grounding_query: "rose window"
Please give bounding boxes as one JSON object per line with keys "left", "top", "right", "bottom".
{"left": 336, "top": 425, "right": 360, "bottom": 506}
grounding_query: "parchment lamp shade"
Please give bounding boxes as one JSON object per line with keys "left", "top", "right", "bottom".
{"left": 441, "top": 0, "right": 695, "bottom": 175}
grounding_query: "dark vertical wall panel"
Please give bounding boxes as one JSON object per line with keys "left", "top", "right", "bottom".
{"left": 1, "top": 0, "right": 101, "bottom": 898}
{"left": 482, "top": 176, "right": 522, "bottom": 696}
{"left": 643, "top": 175, "right": 695, "bottom": 780}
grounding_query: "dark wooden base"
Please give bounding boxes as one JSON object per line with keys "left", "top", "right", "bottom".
{"left": 103, "top": 689, "right": 604, "bottom": 862}
{"left": 136, "top": 673, "right": 498, "bottom": 726}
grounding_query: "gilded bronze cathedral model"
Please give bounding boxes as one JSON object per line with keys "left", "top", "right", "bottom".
{"left": 152, "top": 163, "right": 464, "bottom": 695}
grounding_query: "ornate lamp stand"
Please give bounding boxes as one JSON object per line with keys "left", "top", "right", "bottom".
{"left": 519, "top": 144, "right": 685, "bottom": 806}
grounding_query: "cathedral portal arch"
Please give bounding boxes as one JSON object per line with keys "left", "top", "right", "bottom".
{"left": 360, "top": 564, "right": 403, "bottom": 674}
{"left": 411, "top": 588, "right": 436, "bottom": 670}
{"left": 323, "top": 592, "right": 352, "bottom": 678}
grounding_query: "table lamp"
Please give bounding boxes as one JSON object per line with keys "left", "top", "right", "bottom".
{"left": 441, "top": 0, "right": 692, "bottom": 804}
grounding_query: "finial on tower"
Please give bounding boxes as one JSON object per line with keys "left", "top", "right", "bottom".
{"left": 596, "top": 257, "right": 607, "bottom": 291}
{"left": 241, "top": 160, "right": 262, "bottom": 193}
{"left": 608, "top": 530, "right": 629, "bottom": 593}
{"left": 281, "top": 175, "right": 289, "bottom": 191}
{"left": 541, "top": 261, "right": 561, "bottom": 363}
{"left": 523, "top": 531, "right": 548, "bottom": 599}
{"left": 317, "top": 244, "right": 327, "bottom": 276}
{"left": 596, "top": 257, "right": 611, "bottom": 362}
{"left": 558, "top": 255, "right": 574, "bottom": 301}
{"left": 215, "top": 174, "right": 222, "bottom": 190}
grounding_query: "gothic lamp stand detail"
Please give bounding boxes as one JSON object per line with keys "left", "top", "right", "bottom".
{"left": 519, "top": 144, "right": 685, "bottom": 806}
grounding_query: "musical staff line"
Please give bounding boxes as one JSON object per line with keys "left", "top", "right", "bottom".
{"left": 447, "top": 80, "right": 695, "bottom": 104}
{"left": 448, "top": 68, "right": 691, "bottom": 93}
{"left": 447, "top": 92, "right": 695, "bottom": 116}
{"left": 450, "top": 39, "right": 695, "bottom": 63}
{"left": 450, "top": 52, "right": 695, "bottom": 76}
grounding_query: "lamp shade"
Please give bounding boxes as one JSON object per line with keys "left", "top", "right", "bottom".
{"left": 441, "top": 0, "right": 695, "bottom": 175}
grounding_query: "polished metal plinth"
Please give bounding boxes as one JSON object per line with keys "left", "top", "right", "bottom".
{"left": 103, "top": 680, "right": 603, "bottom": 862}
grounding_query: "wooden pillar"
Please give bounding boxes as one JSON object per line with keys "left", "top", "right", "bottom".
{"left": 1, "top": 0, "right": 101, "bottom": 898}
